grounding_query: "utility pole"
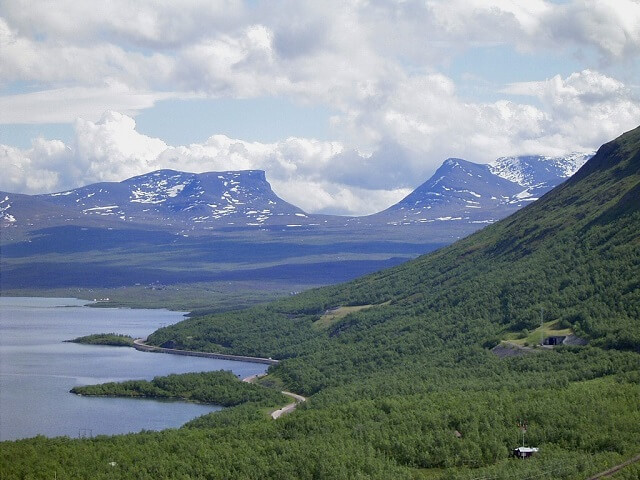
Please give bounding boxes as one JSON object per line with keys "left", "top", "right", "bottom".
{"left": 517, "top": 420, "right": 527, "bottom": 448}
{"left": 540, "top": 308, "right": 544, "bottom": 346}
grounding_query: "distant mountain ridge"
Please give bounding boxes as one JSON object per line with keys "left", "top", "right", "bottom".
{"left": 1, "top": 152, "right": 592, "bottom": 241}
{"left": 0, "top": 151, "right": 595, "bottom": 293}
{"left": 1, "top": 169, "right": 323, "bottom": 238}
{"left": 42, "top": 169, "right": 309, "bottom": 227}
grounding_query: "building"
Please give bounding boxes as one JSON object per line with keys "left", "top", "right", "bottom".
{"left": 512, "top": 446, "right": 539, "bottom": 459}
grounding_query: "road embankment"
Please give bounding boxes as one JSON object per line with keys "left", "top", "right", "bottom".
{"left": 133, "top": 339, "right": 279, "bottom": 365}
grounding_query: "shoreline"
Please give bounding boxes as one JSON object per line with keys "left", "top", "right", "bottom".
{"left": 133, "top": 339, "right": 280, "bottom": 366}
{"left": 133, "top": 339, "right": 306, "bottom": 418}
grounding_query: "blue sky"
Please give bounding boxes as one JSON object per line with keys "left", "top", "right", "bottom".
{"left": 1, "top": 0, "right": 639, "bottom": 215}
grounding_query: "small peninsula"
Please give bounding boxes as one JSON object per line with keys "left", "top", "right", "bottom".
{"left": 67, "top": 333, "right": 134, "bottom": 347}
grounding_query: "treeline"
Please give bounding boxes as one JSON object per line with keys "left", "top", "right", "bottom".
{"left": 71, "top": 370, "right": 287, "bottom": 407}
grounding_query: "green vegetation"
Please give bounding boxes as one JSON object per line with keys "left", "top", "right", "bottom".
{"left": 71, "top": 370, "right": 287, "bottom": 408}
{"left": 68, "top": 333, "right": 134, "bottom": 347}
{"left": 2, "top": 126, "right": 640, "bottom": 478}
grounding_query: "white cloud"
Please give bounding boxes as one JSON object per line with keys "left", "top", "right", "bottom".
{"left": 2, "top": 67, "right": 638, "bottom": 215}
{"left": 336, "top": 69, "right": 639, "bottom": 168}
{"left": 502, "top": 70, "right": 640, "bottom": 150}
{"left": 0, "top": 0, "right": 246, "bottom": 48}
{"left": 270, "top": 179, "right": 412, "bottom": 216}
{"left": 542, "top": 0, "right": 640, "bottom": 61}
{"left": 0, "top": 83, "right": 178, "bottom": 124}
{"left": 1, "top": 1, "right": 639, "bottom": 214}
{"left": 0, "top": 18, "right": 176, "bottom": 89}
{"left": 0, "top": 140, "right": 67, "bottom": 193}
{"left": 2, "top": 0, "right": 639, "bottom": 98}
{"left": 73, "top": 111, "right": 170, "bottom": 182}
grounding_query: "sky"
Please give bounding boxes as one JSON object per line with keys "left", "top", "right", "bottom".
{"left": 1, "top": 0, "right": 639, "bottom": 215}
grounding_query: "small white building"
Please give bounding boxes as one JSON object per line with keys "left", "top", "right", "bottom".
{"left": 513, "top": 446, "right": 539, "bottom": 459}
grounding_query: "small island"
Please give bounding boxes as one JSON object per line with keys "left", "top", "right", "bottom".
{"left": 67, "top": 333, "right": 134, "bottom": 347}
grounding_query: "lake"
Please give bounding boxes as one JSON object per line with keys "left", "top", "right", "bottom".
{"left": 0, "top": 297, "right": 267, "bottom": 441}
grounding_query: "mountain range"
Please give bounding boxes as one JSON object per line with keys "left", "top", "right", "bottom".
{"left": 1, "top": 152, "right": 592, "bottom": 296}
{"left": 1, "top": 153, "right": 591, "bottom": 240}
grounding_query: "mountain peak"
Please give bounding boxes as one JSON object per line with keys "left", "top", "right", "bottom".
{"left": 441, "top": 158, "right": 476, "bottom": 169}
{"left": 368, "top": 152, "right": 592, "bottom": 228}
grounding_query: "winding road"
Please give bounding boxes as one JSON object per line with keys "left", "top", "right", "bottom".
{"left": 242, "top": 373, "right": 307, "bottom": 419}
{"left": 269, "top": 391, "right": 307, "bottom": 419}
{"left": 134, "top": 339, "right": 306, "bottom": 419}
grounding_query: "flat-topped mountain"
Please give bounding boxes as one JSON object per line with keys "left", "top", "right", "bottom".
{"left": 1, "top": 169, "right": 315, "bottom": 235}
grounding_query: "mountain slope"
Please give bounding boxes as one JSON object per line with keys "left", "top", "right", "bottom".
{"left": 4, "top": 129, "right": 639, "bottom": 479}
{"left": 368, "top": 158, "right": 524, "bottom": 226}
{"left": 150, "top": 125, "right": 640, "bottom": 384}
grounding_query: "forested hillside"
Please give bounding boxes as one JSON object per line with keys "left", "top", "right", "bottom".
{"left": 3, "top": 126, "right": 639, "bottom": 479}
{"left": 148, "top": 125, "right": 640, "bottom": 393}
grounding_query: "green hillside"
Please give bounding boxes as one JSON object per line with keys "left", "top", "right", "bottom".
{"left": 3, "top": 127, "right": 640, "bottom": 479}
{"left": 148, "top": 125, "right": 640, "bottom": 393}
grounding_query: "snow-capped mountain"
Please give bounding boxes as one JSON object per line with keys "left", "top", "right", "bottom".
{"left": 364, "top": 153, "right": 592, "bottom": 227}
{"left": 1, "top": 153, "right": 592, "bottom": 241}
{"left": 1, "top": 156, "right": 593, "bottom": 291}
{"left": 1, "top": 170, "right": 323, "bottom": 237}
{"left": 45, "top": 169, "right": 312, "bottom": 227}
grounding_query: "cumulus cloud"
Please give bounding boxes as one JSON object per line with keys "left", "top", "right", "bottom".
{"left": 0, "top": 112, "right": 405, "bottom": 215}
{"left": 542, "top": 0, "right": 640, "bottom": 61}
{"left": 2, "top": 67, "right": 639, "bottom": 215}
{"left": 502, "top": 70, "right": 640, "bottom": 151}
{"left": 0, "top": 0, "right": 246, "bottom": 48}
{"left": 1, "top": 140, "right": 68, "bottom": 193}
{"left": 0, "top": 18, "right": 175, "bottom": 89}
{"left": 336, "top": 69, "right": 640, "bottom": 168}
{"left": 1, "top": 1, "right": 640, "bottom": 214}
{"left": 2, "top": 0, "right": 639, "bottom": 98}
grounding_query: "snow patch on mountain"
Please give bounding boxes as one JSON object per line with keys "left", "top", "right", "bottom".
{"left": 489, "top": 153, "right": 592, "bottom": 187}
{"left": 1, "top": 196, "right": 16, "bottom": 224}
{"left": 22, "top": 169, "right": 312, "bottom": 229}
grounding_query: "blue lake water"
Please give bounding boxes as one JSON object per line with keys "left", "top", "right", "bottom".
{"left": 0, "top": 297, "right": 267, "bottom": 441}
